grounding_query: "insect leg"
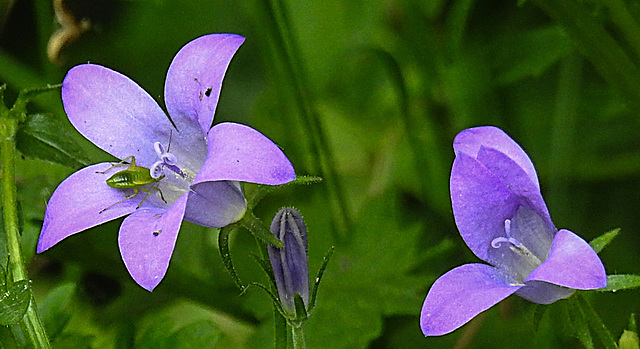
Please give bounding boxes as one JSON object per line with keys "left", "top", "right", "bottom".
{"left": 96, "top": 156, "right": 135, "bottom": 174}
{"left": 99, "top": 187, "right": 140, "bottom": 214}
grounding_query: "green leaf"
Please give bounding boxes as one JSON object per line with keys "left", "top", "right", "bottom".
{"left": 596, "top": 274, "right": 640, "bottom": 292}
{"left": 0, "top": 279, "right": 31, "bottom": 325}
{"left": 166, "top": 320, "right": 221, "bottom": 349}
{"left": 16, "top": 113, "right": 89, "bottom": 168}
{"left": 51, "top": 333, "right": 95, "bottom": 349}
{"left": 491, "top": 26, "right": 573, "bottom": 85}
{"left": 39, "top": 283, "right": 76, "bottom": 340}
{"left": 590, "top": 228, "right": 620, "bottom": 253}
{"left": 564, "top": 298, "right": 594, "bottom": 349}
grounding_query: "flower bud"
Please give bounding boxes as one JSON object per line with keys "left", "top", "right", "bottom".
{"left": 267, "top": 208, "right": 309, "bottom": 315}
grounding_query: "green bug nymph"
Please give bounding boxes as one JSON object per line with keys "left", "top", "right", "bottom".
{"left": 97, "top": 155, "right": 166, "bottom": 214}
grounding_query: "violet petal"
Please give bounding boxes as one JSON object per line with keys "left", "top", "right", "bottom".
{"left": 451, "top": 153, "right": 521, "bottom": 263}
{"left": 183, "top": 181, "right": 247, "bottom": 228}
{"left": 476, "top": 147, "right": 554, "bottom": 230}
{"left": 421, "top": 263, "right": 521, "bottom": 336}
{"left": 118, "top": 194, "right": 189, "bottom": 291}
{"left": 526, "top": 229, "right": 607, "bottom": 289}
{"left": 515, "top": 280, "right": 575, "bottom": 304}
{"left": 193, "top": 122, "right": 295, "bottom": 185}
{"left": 62, "top": 65, "right": 174, "bottom": 167}
{"left": 164, "top": 34, "right": 245, "bottom": 135}
{"left": 453, "top": 126, "right": 539, "bottom": 188}
{"left": 38, "top": 163, "right": 142, "bottom": 253}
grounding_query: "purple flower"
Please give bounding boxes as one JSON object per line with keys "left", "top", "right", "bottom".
{"left": 420, "top": 126, "right": 606, "bottom": 336}
{"left": 268, "top": 208, "right": 309, "bottom": 315}
{"left": 37, "top": 34, "right": 296, "bottom": 291}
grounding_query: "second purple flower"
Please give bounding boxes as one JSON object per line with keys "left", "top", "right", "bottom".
{"left": 420, "top": 126, "right": 606, "bottom": 336}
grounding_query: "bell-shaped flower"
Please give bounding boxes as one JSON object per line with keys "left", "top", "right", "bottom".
{"left": 268, "top": 208, "right": 309, "bottom": 315}
{"left": 420, "top": 126, "right": 606, "bottom": 336}
{"left": 37, "top": 34, "right": 296, "bottom": 291}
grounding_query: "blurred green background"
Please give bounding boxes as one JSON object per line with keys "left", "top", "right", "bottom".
{"left": 1, "top": 0, "right": 639, "bottom": 348}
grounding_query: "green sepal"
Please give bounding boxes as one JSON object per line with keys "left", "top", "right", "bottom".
{"left": 247, "top": 282, "right": 287, "bottom": 318}
{"left": 619, "top": 330, "right": 640, "bottom": 349}
{"left": 596, "top": 274, "right": 640, "bottom": 292}
{"left": 249, "top": 253, "right": 276, "bottom": 287}
{"left": 532, "top": 304, "right": 547, "bottom": 332}
{"left": 293, "top": 293, "right": 308, "bottom": 322}
{"left": 238, "top": 213, "right": 284, "bottom": 248}
{"left": 218, "top": 225, "right": 245, "bottom": 291}
{"left": 590, "top": 228, "right": 620, "bottom": 254}
{"left": 16, "top": 113, "right": 89, "bottom": 168}
{"left": 0, "top": 279, "right": 31, "bottom": 325}
{"left": 308, "top": 246, "right": 335, "bottom": 312}
{"left": 244, "top": 175, "right": 322, "bottom": 210}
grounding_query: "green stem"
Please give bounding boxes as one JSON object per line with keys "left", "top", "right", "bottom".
{"left": 274, "top": 306, "right": 288, "bottom": 349}
{"left": 291, "top": 323, "right": 306, "bottom": 349}
{"left": 0, "top": 116, "right": 51, "bottom": 348}
{"left": 261, "top": 0, "right": 352, "bottom": 240}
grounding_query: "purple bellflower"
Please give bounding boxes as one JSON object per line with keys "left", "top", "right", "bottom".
{"left": 420, "top": 126, "right": 606, "bottom": 336}
{"left": 37, "top": 34, "right": 296, "bottom": 291}
{"left": 268, "top": 208, "right": 309, "bottom": 315}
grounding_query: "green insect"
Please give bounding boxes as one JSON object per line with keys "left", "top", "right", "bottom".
{"left": 97, "top": 156, "right": 166, "bottom": 214}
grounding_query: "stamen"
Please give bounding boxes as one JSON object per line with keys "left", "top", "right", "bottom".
{"left": 491, "top": 236, "right": 511, "bottom": 248}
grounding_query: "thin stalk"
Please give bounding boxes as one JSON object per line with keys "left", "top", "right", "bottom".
{"left": 0, "top": 116, "right": 51, "bottom": 348}
{"left": 291, "top": 323, "right": 306, "bottom": 349}
{"left": 577, "top": 294, "right": 618, "bottom": 349}
{"left": 262, "top": 0, "right": 352, "bottom": 240}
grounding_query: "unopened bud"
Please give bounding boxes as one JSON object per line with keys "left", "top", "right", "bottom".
{"left": 267, "top": 208, "right": 309, "bottom": 315}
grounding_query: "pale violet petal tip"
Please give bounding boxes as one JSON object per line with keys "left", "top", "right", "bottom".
{"left": 453, "top": 126, "right": 539, "bottom": 188}
{"left": 165, "top": 34, "right": 245, "bottom": 135}
{"left": 118, "top": 194, "right": 189, "bottom": 291}
{"left": 194, "top": 122, "right": 295, "bottom": 185}
{"left": 421, "top": 264, "right": 521, "bottom": 336}
{"left": 37, "top": 163, "right": 140, "bottom": 253}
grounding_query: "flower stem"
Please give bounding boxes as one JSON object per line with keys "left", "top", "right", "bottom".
{"left": 0, "top": 110, "right": 51, "bottom": 349}
{"left": 291, "top": 323, "right": 306, "bottom": 349}
{"left": 260, "top": 0, "right": 352, "bottom": 241}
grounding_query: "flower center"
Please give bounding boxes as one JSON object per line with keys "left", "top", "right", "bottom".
{"left": 491, "top": 218, "right": 543, "bottom": 279}
{"left": 150, "top": 141, "right": 195, "bottom": 182}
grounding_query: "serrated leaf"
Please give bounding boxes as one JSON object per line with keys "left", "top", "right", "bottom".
{"left": 590, "top": 228, "right": 620, "bottom": 253}
{"left": 16, "top": 113, "right": 89, "bottom": 168}
{"left": 0, "top": 280, "right": 31, "bottom": 325}
{"left": 167, "top": 320, "right": 221, "bottom": 349}
{"left": 596, "top": 275, "right": 640, "bottom": 292}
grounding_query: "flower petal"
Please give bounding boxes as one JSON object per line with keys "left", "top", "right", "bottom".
{"left": 476, "top": 147, "right": 553, "bottom": 229}
{"left": 453, "top": 126, "right": 539, "bottom": 188}
{"left": 515, "top": 280, "right": 575, "bottom": 304}
{"left": 451, "top": 153, "right": 521, "bottom": 263}
{"left": 118, "top": 194, "right": 189, "bottom": 291}
{"left": 62, "top": 64, "right": 174, "bottom": 167}
{"left": 38, "top": 163, "right": 144, "bottom": 253}
{"left": 526, "top": 229, "right": 607, "bottom": 290}
{"left": 164, "top": 34, "right": 245, "bottom": 135}
{"left": 421, "top": 264, "right": 521, "bottom": 336}
{"left": 183, "top": 180, "right": 247, "bottom": 228}
{"left": 193, "top": 123, "right": 295, "bottom": 185}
